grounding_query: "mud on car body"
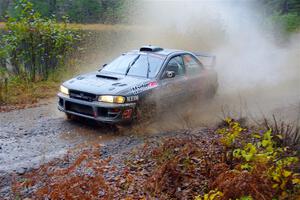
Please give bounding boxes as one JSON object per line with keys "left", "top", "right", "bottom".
{"left": 57, "top": 45, "right": 218, "bottom": 124}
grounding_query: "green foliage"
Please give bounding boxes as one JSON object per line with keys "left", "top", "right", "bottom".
{"left": 217, "top": 118, "right": 300, "bottom": 199}
{"left": 262, "top": 0, "right": 300, "bottom": 32}
{"left": 262, "top": 0, "right": 300, "bottom": 15}
{"left": 238, "top": 197, "right": 253, "bottom": 200}
{"left": 65, "top": 0, "right": 102, "bottom": 23}
{"left": 0, "top": 0, "right": 131, "bottom": 24}
{"left": 1, "top": 0, "right": 80, "bottom": 81}
{"left": 194, "top": 189, "right": 223, "bottom": 200}
{"left": 0, "top": 74, "right": 59, "bottom": 106}
{"left": 233, "top": 129, "right": 278, "bottom": 170}
{"left": 217, "top": 118, "right": 245, "bottom": 147}
{"left": 268, "top": 156, "right": 299, "bottom": 197}
{"left": 272, "top": 12, "right": 300, "bottom": 32}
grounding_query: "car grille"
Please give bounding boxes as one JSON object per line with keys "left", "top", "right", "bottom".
{"left": 69, "top": 90, "right": 97, "bottom": 102}
{"left": 65, "top": 101, "right": 94, "bottom": 116}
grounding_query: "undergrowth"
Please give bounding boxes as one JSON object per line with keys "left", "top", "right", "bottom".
{"left": 11, "top": 118, "right": 300, "bottom": 199}
{"left": 0, "top": 75, "right": 59, "bottom": 110}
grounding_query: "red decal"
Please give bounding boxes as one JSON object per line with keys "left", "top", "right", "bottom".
{"left": 148, "top": 81, "right": 158, "bottom": 87}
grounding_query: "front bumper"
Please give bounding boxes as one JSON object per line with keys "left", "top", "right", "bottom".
{"left": 57, "top": 93, "right": 136, "bottom": 124}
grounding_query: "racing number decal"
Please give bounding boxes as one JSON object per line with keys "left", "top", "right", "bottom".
{"left": 127, "top": 95, "right": 139, "bottom": 102}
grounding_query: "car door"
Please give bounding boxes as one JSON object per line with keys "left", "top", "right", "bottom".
{"left": 159, "top": 55, "right": 187, "bottom": 105}
{"left": 183, "top": 54, "right": 208, "bottom": 98}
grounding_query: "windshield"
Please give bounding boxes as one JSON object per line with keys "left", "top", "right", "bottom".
{"left": 101, "top": 53, "right": 165, "bottom": 78}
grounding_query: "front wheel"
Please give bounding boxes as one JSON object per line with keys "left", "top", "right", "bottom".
{"left": 135, "top": 102, "right": 157, "bottom": 124}
{"left": 65, "top": 113, "right": 74, "bottom": 120}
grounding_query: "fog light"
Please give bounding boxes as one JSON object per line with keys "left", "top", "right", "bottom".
{"left": 122, "top": 108, "right": 133, "bottom": 119}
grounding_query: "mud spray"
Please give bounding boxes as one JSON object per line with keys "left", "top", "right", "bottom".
{"left": 84, "top": 0, "right": 300, "bottom": 133}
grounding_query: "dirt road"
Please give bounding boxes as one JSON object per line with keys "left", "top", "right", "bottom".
{"left": 1, "top": 87, "right": 299, "bottom": 174}
{"left": 0, "top": 99, "right": 125, "bottom": 175}
{"left": 0, "top": 87, "right": 299, "bottom": 199}
{"left": 0, "top": 97, "right": 210, "bottom": 198}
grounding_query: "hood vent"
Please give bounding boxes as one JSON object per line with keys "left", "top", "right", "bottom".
{"left": 112, "top": 82, "right": 127, "bottom": 87}
{"left": 96, "top": 74, "right": 119, "bottom": 80}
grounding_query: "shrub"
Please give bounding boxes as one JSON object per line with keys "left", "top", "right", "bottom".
{"left": 217, "top": 118, "right": 300, "bottom": 199}
{"left": 1, "top": 0, "right": 80, "bottom": 81}
{"left": 272, "top": 12, "right": 300, "bottom": 32}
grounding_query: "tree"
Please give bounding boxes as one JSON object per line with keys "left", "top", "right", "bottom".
{"left": 64, "top": 0, "right": 103, "bottom": 23}
{"left": 1, "top": 0, "right": 80, "bottom": 81}
{"left": 0, "top": 0, "right": 130, "bottom": 24}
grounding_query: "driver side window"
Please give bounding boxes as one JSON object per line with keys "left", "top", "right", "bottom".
{"left": 163, "top": 56, "right": 185, "bottom": 79}
{"left": 183, "top": 54, "right": 204, "bottom": 76}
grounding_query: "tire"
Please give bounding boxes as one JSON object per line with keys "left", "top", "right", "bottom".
{"left": 65, "top": 113, "right": 74, "bottom": 120}
{"left": 136, "top": 102, "right": 157, "bottom": 124}
{"left": 206, "top": 84, "right": 218, "bottom": 99}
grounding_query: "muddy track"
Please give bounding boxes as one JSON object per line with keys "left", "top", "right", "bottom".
{"left": 1, "top": 91, "right": 299, "bottom": 174}
{"left": 0, "top": 91, "right": 299, "bottom": 198}
{"left": 0, "top": 97, "right": 209, "bottom": 198}
{"left": 0, "top": 98, "right": 153, "bottom": 198}
{"left": 0, "top": 98, "right": 126, "bottom": 174}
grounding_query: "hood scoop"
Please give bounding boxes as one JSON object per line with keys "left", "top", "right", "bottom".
{"left": 112, "top": 83, "right": 127, "bottom": 87}
{"left": 96, "top": 74, "right": 119, "bottom": 80}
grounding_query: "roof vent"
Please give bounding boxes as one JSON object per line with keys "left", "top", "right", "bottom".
{"left": 140, "top": 45, "right": 163, "bottom": 52}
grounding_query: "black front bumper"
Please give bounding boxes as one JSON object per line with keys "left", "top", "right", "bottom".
{"left": 57, "top": 93, "right": 136, "bottom": 124}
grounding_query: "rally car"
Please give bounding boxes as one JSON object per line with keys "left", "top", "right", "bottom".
{"left": 57, "top": 45, "right": 218, "bottom": 124}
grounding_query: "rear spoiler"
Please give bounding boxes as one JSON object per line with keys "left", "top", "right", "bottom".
{"left": 192, "top": 52, "right": 216, "bottom": 68}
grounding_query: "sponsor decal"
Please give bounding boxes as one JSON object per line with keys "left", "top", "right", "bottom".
{"left": 131, "top": 81, "right": 158, "bottom": 95}
{"left": 131, "top": 82, "right": 148, "bottom": 94}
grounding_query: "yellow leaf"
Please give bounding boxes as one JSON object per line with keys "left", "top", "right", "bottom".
{"left": 262, "top": 140, "right": 269, "bottom": 147}
{"left": 273, "top": 175, "right": 280, "bottom": 182}
{"left": 225, "top": 117, "right": 232, "bottom": 124}
{"left": 194, "top": 195, "right": 202, "bottom": 200}
{"left": 281, "top": 191, "right": 288, "bottom": 198}
{"left": 209, "top": 193, "right": 218, "bottom": 200}
{"left": 204, "top": 194, "right": 209, "bottom": 200}
{"left": 276, "top": 134, "right": 283, "bottom": 139}
{"left": 283, "top": 170, "right": 292, "bottom": 177}
{"left": 292, "top": 178, "right": 300, "bottom": 184}
{"left": 280, "top": 180, "right": 287, "bottom": 190}
{"left": 253, "top": 134, "right": 261, "bottom": 139}
{"left": 272, "top": 183, "right": 279, "bottom": 188}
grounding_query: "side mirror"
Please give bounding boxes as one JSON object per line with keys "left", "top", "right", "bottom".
{"left": 165, "top": 70, "right": 175, "bottom": 78}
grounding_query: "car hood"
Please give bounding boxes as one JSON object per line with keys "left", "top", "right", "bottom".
{"left": 63, "top": 71, "right": 151, "bottom": 95}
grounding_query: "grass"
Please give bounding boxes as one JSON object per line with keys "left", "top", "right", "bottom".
{"left": 0, "top": 77, "right": 59, "bottom": 111}
{"left": 67, "top": 23, "right": 144, "bottom": 31}
{"left": 0, "top": 22, "right": 144, "bottom": 31}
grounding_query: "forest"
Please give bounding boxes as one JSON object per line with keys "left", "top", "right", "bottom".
{"left": 0, "top": 0, "right": 132, "bottom": 23}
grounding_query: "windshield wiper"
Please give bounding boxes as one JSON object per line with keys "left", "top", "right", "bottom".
{"left": 125, "top": 55, "right": 140, "bottom": 75}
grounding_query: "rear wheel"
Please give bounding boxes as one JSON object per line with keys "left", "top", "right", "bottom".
{"left": 206, "top": 84, "right": 218, "bottom": 99}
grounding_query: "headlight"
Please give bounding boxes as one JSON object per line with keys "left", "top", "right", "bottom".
{"left": 60, "top": 85, "right": 69, "bottom": 95}
{"left": 98, "top": 95, "right": 125, "bottom": 104}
